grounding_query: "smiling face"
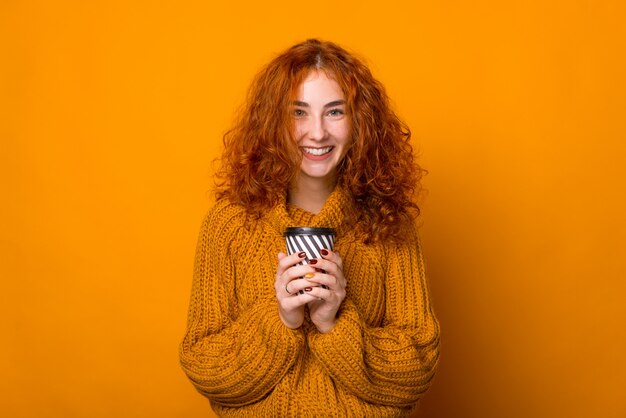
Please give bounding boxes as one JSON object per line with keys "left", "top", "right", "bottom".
{"left": 292, "top": 70, "right": 351, "bottom": 187}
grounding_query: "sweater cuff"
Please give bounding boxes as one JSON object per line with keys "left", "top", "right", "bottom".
{"left": 239, "top": 296, "right": 306, "bottom": 351}
{"left": 307, "top": 300, "right": 364, "bottom": 368}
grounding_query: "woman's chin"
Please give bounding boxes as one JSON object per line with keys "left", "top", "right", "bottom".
{"left": 297, "top": 169, "right": 337, "bottom": 185}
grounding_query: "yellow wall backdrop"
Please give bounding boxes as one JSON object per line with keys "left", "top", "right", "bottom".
{"left": 1, "top": 1, "right": 625, "bottom": 417}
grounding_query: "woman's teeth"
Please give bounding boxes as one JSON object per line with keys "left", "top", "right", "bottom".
{"left": 303, "top": 147, "right": 333, "bottom": 156}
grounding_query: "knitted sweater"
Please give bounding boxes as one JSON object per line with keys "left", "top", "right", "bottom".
{"left": 180, "top": 187, "right": 440, "bottom": 417}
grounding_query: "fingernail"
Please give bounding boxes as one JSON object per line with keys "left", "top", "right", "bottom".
{"left": 304, "top": 273, "right": 315, "bottom": 278}
{"left": 305, "top": 287, "right": 313, "bottom": 292}
{"left": 298, "top": 251, "right": 306, "bottom": 258}
{"left": 309, "top": 259, "right": 318, "bottom": 265}
{"left": 321, "top": 249, "right": 329, "bottom": 256}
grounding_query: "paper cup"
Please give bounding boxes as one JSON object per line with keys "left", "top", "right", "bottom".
{"left": 284, "top": 227, "right": 336, "bottom": 294}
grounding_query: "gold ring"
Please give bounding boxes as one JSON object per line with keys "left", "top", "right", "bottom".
{"left": 285, "top": 282, "right": 293, "bottom": 295}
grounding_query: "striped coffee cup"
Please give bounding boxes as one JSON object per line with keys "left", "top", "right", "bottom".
{"left": 284, "top": 227, "right": 336, "bottom": 294}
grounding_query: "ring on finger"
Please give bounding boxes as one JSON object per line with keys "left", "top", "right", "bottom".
{"left": 285, "top": 282, "right": 293, "bottom": 295}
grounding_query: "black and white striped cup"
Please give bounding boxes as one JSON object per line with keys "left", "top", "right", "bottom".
{"left": 284, "top": 227, "right": 336, "bottom": 294}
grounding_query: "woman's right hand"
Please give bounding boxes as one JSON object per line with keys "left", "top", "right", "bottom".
{"left": 275, "top": 251, "right": 317, "bottom": 329}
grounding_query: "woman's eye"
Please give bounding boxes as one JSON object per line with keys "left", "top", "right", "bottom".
{"left": 293, "top": 108, "right": 306, "bottom": 117}
{"left": 327, "top": 108, "right": 345, "bottom": 117}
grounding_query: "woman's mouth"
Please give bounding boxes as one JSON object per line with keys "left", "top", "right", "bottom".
{"left": 302, "top": 146, "right": 333, "bottom": 156}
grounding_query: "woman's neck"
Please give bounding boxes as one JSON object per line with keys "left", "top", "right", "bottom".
{"left": 288, "top": 175, "right": 336, "bottom": 215}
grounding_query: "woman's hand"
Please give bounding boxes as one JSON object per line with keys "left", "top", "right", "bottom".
{"left": 304, "top": 249, "right": 346, "bottom": 334}
{"left": 274, "top": 251, "right": 318, "bottom": 329}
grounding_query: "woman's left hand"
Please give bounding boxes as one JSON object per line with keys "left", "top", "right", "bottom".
{"left": 305, "top": 249, "right": 346, "bottom": 334}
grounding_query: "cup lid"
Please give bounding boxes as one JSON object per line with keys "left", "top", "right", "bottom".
{"left": 284, "top": 227, "right": 336, "bottom": 236}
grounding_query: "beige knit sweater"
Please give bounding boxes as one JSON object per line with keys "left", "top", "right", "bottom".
{"left": 180, "top": 188, "right": 440, "bottom": 417}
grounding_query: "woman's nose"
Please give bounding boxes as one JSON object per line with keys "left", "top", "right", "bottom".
{"left": 308, "top": 116, "right": 326, "bottom": 141}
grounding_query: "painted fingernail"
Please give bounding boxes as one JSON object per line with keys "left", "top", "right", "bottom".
{"left": 321, "top": 249, "right": 329, "bottom": 256}
{"left": 298, "top": 251, "right": 306, "bottom": 258}
{"left": 305, "top": 287, "right": 313, "bottom": 292}
{"left": 304, "top": 273, "right": 315, "bottom": 278}
{"left": 309, "top": 259, "right": 318, "bottom": 265}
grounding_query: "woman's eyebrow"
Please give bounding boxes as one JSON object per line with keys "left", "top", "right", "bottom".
{"left": 324, "top": 100, "right": 345, "bottom": 108}
{"left": 291, "top": 100, "right": 346, "bottom": 108}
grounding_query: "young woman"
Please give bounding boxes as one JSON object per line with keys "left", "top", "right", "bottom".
{"left": 180, "top": 39, "right": 440, "bottom": 417}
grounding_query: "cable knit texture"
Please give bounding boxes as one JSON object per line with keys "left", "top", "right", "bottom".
{"left": 180, "top": 187, "right": 440, "bottom": 417}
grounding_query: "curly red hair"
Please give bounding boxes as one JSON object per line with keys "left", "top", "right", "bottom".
{"left": 215, "top": 39, "right": 425, "bottom": 242}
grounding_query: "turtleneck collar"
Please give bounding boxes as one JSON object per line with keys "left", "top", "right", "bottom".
{"left": 263, "top": 186, "right": 354, "bottom": 237}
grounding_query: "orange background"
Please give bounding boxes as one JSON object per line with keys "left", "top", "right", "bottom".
{"left": 1, "top": 1, "right": 625, "bottom": 417}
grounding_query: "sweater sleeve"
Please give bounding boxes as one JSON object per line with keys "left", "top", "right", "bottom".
{"left": 307, "top": 222, "right": 440, "bottom": 407}
{"left": 179, "top": 203, "right": 305, "bottom": 407}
